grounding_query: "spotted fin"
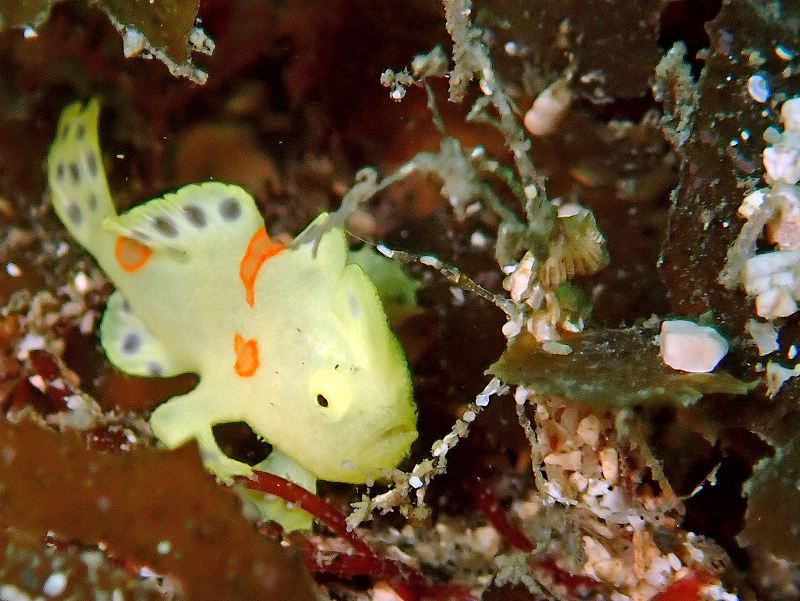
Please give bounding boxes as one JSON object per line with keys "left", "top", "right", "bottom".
{"left": 107, "top": 183, "right": 265, "bottom": 258}
{"left": 47, "top": 99, "right": 117, "bottom": 255}
{"left": 100, "top": 290, "right": 192, "bottom": 377}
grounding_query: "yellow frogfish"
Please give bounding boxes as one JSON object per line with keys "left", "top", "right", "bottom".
{"left": 47, "top": 100, "right": 417, "bottom": 529}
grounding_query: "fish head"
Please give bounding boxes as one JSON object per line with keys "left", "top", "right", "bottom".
{"left": 252, "top": 217, "right": 417, "bottom": 483}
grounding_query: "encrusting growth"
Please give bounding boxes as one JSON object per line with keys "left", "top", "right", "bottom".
{"left": 722, "top": 96, "right": 800, "bottom": 395}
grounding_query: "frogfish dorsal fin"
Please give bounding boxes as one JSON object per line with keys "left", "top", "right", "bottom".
{"left": 108, "top": 182, "right": 265, "bottom": 258}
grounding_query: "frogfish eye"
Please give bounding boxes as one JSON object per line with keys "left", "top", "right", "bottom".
{"left": 316, "top": 393, "right": 330, "bottom": 408}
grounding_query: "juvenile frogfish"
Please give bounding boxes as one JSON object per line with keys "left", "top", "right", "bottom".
{"left": 47, "top": 100, "right": 417, "bottom": 529}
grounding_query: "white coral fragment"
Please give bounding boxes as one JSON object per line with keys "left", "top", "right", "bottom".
{"left": 762, "top": 186, "right": 800, "bottom": 250}
{"left": 738, "top": 189, "right": 766, "bottom": 219}
{"left": 766, "top": 360, "right": 800, "bottom": 397}
{"left": 743, "top": 249, "right": 800, "bottom": 318}
{"left": 726, "top": 97, "right": 800, "bottom": 322}
{"left": 658, "top": 320, "right": 728, "bottom": 373}
{"left": 763, "top": 144, "right": 800, "bottom": 184}
{"left": 763, "top": 99, "right": 800, "bottom": 184}
{"left": 781, "top": 97, "right": 800, "bottom": 131}
{"left": 121, "top": 28, "right": 146, "bottom": 58}
{"left": 542, "top": 341, "right": 572, "bottom": 355}
{"left": 599, "top": 448, "right": 619, "bottom": 485}
{"left": 745, "top": 319, "right": 779, "bottom": 355}
{"left": 543, "top": 450, "right": 582, "bottom": 471}
{"left": 576, "top": 415, "right": 601, "bottom": 449}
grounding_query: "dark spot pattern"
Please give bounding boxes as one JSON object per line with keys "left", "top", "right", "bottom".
{"left": 60, "top": 124, "right": 70, "bottom": 139}
{"left": 66, "top": 203, "right": 82, "bottom": 226}
{"left": 122, "top": 332, "right": 141, "bottom": 353}
{"left": 86, "top": 152, "right": 98, "bottom": 177}
{"left": 153, "top": 216, "right": 178, "bottom": 237}
{"left": 88, "top": 194, "right": 97, "bottom": 211}
{"left": 76, "top": 123, "right": 86, "bottom": 139}
{"left": 316, "top": 394, "right": 329, "bottom": 408}
{"left": 69, "top": 162, "right": 80, "bottom": 184}
{"left": 56, "top": 162, "right": 65, "bottom": 181}
{"left": 147, "top": 362, "right": 163, "bottom": 376}
{"left": 349, "top": 293, "right": 360, "bottom": 317}
{"left": 121, "top": 299, "right": 132, "bottom": 313}
{"left": 183, "top": 204, "right": 207, "bottom": 227}
{"left": 220, "top": 197, "right": 241, "bottom": 221}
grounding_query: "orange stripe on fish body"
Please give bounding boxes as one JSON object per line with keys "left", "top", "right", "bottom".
{"left": 240, "top": 228, "right": 286, "bottom": 307}
{"left": 115, "top": 236, "right": 153, "bottom": 273}
{"left": 234, "top": 333, "right": 259, "bottom": 377}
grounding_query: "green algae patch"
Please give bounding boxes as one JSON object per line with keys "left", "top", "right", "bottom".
{"left": 489, "top": 328, "right": 753, "bottom": 408}
{"left": 0, "top": 0, "right": 56, "bottom": 30}
{"left": 743, "top": 433, "right": 800, "bottom": 562}
{"left": 98, "top": 0, "right": 213, "bottom": 83}
{"left": 0, "top": 0, "right": 211, "bottom": 82}
{"left": 483, "top": 0, "right": 668, "bottom": 101}
{"left": 100, "top": 0, "right": 213, "bottom": 83}
{"left": 100, "top": 0, "right": 200, "bottom": 64}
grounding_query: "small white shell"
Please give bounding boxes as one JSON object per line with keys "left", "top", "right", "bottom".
{"left": 747, "top": 74, "right": 770, "bottom": 104}
{"left": 524, "top": 80, "right": 572, "bottom": 136}
{"left": 658, "top": 320, "right": 728, "bottom": 373}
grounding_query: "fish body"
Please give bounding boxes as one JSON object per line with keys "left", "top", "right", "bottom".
{"left": 47, "top": 101, "right": 417, "bottom": 528}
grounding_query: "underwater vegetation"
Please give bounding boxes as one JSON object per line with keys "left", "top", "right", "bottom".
{"left": 0, "top": 0, "right": 799, "bottom": 600}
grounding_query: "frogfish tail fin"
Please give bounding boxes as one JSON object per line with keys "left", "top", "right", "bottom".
{"left": 47, "top": 99, "right": 117, "bottom": 255}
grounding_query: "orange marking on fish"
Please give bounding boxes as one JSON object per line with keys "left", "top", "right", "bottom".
{"left": 234, "top": 333, "right": 259, "bottom": 377}
{"left": 115, "top": 236, "right": 153, "bottom": 273}
{"left": 240, "top": 228, "right": 286, "bottom": 307}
